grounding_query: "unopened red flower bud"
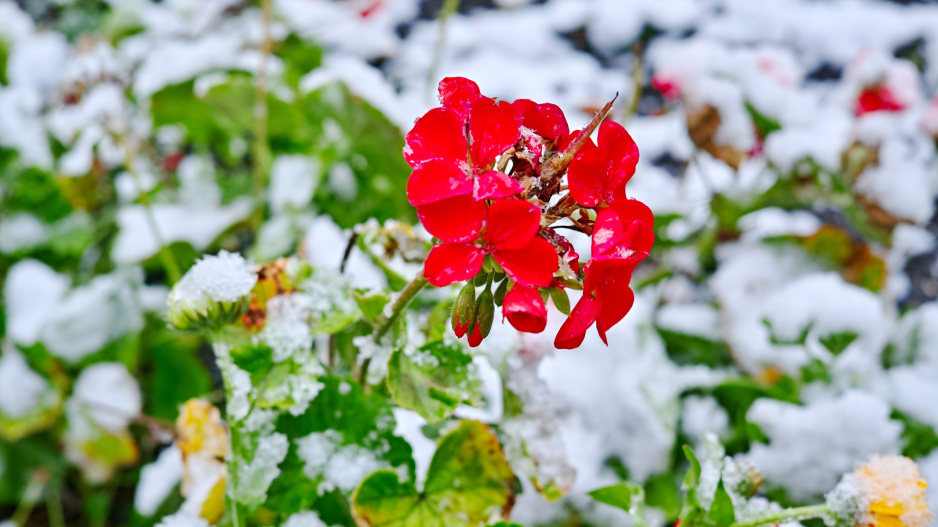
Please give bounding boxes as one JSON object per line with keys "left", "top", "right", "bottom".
{"left": 467, "top": 321, "right": 484, "bottom": 347}
{"left": 475, "top": 289, "right": 495, "bottom": 339}
{"left": 452, "top": 282, "right": 476, "bottom": 338}
{"left": 503, "top": 284, "right": 547, "bottom": 333}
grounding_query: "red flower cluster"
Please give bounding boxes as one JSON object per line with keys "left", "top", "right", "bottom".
{"left": 405, "top": 77, "right": 654, "bottom": 349}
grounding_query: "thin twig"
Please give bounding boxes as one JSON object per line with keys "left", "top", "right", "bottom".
{"left": 252, "top": 0, "right": 273, "bottom": 220}
{"left": 625, "top": 42, "right": 645, "bottom": 121}
{"left": 340, "top": 232, "right": 359, "bottom": 274}
{"left": 425, "top": 0, "right": 461, "bottom": 98}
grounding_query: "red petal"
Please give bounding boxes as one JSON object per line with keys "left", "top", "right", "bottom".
{"left": 502, "top": 284, "right": 547, "bottom": 334}
{"left": 484, "top": 200, "right": 541, "bottom": 250}
{"left": 469, "top": 97, "right": 521, "bottom": 169}
{"left": 599, "top": 120, "right": 639, "bottom": 187}
{"left": 512, "top": 98, "right": 537, "bottom": 116}
{"left": 584, "top": 257, "right": 644, "bottom": 293}
{"left": 424, "top": 243, "right": 484, "bottom": 287}
{"left": 417, "top": 194, "right": 485, "bottom": 243}
{"left": 473, "top": 169, "right": 524, "bottom": 201}
{"left": 609, "top": 199, "right": 655, "bottom": 252}
{"left": 438, "top": 77, "right": 481, "bottom": 121}
{"left": 404, "top": 108, "right": 468, "bottom": 168}
{"left": 554, "top": 293, "right": 600, "bottom": 349}
{"left": 453, "top": 316, "right": 470, "bottom": 338}
{"left": 407, "top": 159, "right": 472, "bottom": 206}
{"left": 523, "top": 103, "right": 569, "bottom": 145}
{"left": 567, "top": 147, "right": 607, "bottom": 207}
{"left": 467, "top": 322, "right": 484, "bottom": 347}
{"left": 591, "top": 207, "right": 626, "bottom": 257}
{"left": 494, "top": 236, "right": 558, "bottom": 287}
{"left": 609, "top": 199, "right": 653, "bottom": 228}
{"left": 595, "top": 273, "right": 635, "bottom": 344}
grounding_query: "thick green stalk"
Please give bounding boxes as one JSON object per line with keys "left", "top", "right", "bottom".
{"left": 207, "top": 331, "right": 246, "bottom": 527}
{"left": 373, "top": 271, "right": 429, "bottom": 341}
{"left": 359, "top": 272, "right": 429, "bottom": 386}
{"left": 728, "top": 504, "right": 830, "bottom": 527}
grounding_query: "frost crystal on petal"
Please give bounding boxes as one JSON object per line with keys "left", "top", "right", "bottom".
{"left": 172, "top": 250, "right": 256, "bottom": 304}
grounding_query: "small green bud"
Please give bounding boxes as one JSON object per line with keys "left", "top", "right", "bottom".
{"left": 166, "top": 251, "right": 257, "bottom": 331}
{"left": 451, "top": 282, "right": 476, "bottom": 337}
{"left": 475, "top": 289, "right": 495, "bottom": 338}
{"left": 473, "top": 271, "right": 489, "bottom": 286}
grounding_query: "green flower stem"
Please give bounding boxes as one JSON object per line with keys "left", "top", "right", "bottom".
{"left": 728, "top": 504, "right": 830, "bottom": 527}
{"left": 359, "top": 272, "right": 429, "bottom": 386}
{"left": 373, "top": 271, "right": 429, "bottom": 341}
{"left": 207, "top": 331, "right": 246, "bottom": 527}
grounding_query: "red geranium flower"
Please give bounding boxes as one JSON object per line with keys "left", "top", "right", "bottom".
{"left": 554, "top": 200, "right": 653, "bottom": 349}
{"left": 423, "top": 200, "right": 559, "bottom": 287}
{"left": 567, "top": 120, "right": 639, "bottom": 208}
{"left": 856, "top": 84, "right": 906, "bottom": 116}
{"left": 404, "top": 93, "right": 525, "bottom": 242}
{"left": 502, "top": 284, "right": 548, "bottom": 334}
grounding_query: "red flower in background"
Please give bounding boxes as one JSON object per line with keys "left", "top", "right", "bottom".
{"left": 502, "top": 284, "right": 548, "bottom": 334}
{"left": 567, "top": 120, "right": 639, "bottom": 207}
{"left": 856, "top": 84, "right": 906, "bottom": 116}
{"left": 424, "top": 200, "right": 559, "bottom": 287}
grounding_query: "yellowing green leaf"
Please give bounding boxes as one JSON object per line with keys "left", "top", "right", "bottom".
{"left": 352, "top": 420, "right": 519, "bottom": 527}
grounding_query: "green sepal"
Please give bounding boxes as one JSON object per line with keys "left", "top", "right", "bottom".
{"left": 548, "top": 288, "right": 571, "bottom": 315}
{"left": 493, "top": 278, "right": 509, "bottom": 307}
